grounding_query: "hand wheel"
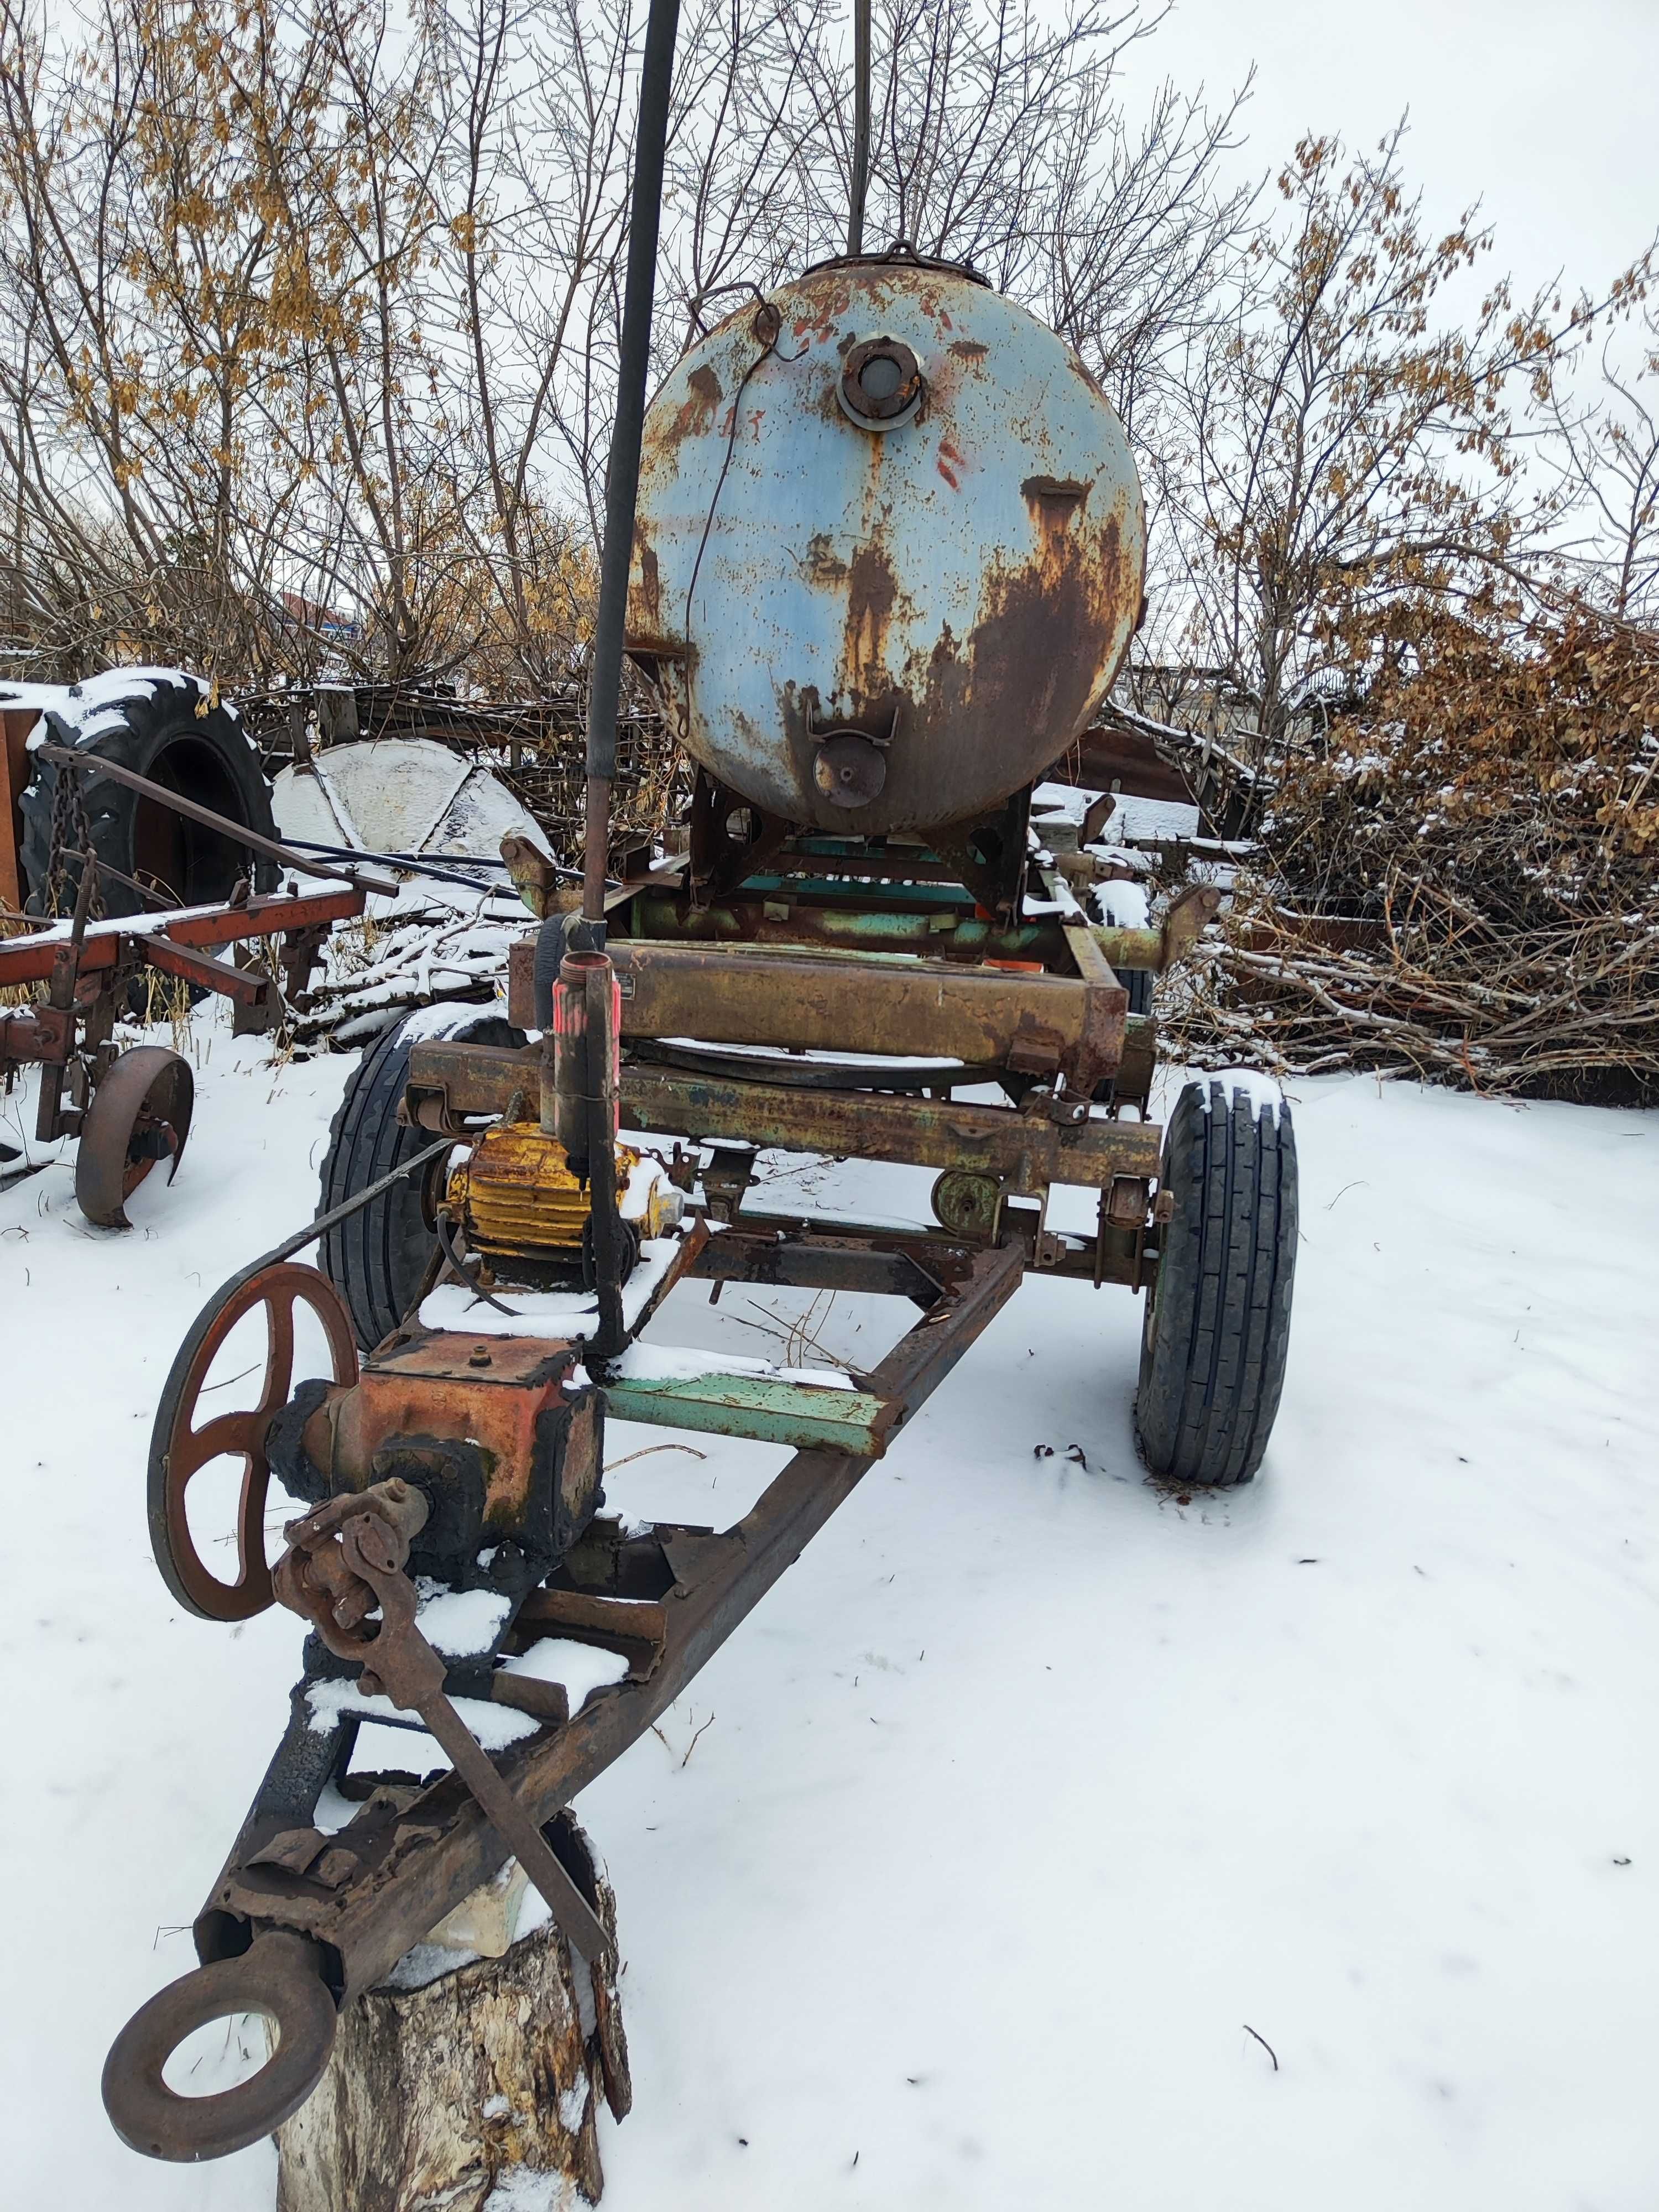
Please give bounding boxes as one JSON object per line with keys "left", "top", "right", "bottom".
{"left": 147, "top": 1260, "right": 358, "bottom": 1620}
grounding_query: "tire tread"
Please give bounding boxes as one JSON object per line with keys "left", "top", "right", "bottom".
{"left": 318, "top": 1006, "right": 522, "bottom": 1349}
{"left": 1136, "top": 1077, "right": 1298, "bottom": 1486}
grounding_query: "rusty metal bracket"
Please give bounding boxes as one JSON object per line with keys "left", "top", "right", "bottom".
{"left": 274, "top": 1481, "right": 615, "bottom": 1969}
{"left": 928, "top": 784, "right": 1031, "bottom": 920}
{"left": 144, "top": 933, "right": 272, "bottom": 1008}
{"left": 689, "top": 769, "right": 795, "bottom": 905}
{"left": 0, "top": 1004, "right": 72, "bottom": 1064}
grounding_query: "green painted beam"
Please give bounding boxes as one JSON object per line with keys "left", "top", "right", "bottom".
{"left": 602, "top": 1369, "right": 894, "bottom": 1454}
{"left": 628, "top": 892, "right": 1061, "bottom": 962}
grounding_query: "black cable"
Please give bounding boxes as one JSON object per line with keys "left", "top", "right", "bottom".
{"left": 273, "top": 836, "right": 578, "bottom": 898}
{"left": 434, "top": 1208, "right": 520, "bottom": 1317}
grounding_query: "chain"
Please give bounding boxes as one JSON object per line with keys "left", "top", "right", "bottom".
{"left": 45, "top": 754, "right": 105, "bottom": 923}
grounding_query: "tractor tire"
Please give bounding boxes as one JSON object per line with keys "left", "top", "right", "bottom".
{"left": 19, "top": 672, "right": 276, "bottom": 918}
{"left": 1135, "top": 1074, "right": 1297, "bottom": 1487}
{"left": 1123, "top": 967, "right": 1152, "bottom": 1016}
{"left": 319, "top": 1004, "right": 525, "bottom": 1351}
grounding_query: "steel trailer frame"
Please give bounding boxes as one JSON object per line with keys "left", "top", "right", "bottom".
{"left": 102, "top": 806, "right": 1207, "bottom": 2160}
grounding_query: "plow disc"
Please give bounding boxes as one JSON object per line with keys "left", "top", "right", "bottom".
{"left": 74, "top": 1044, "right": 194, "bottom": 1228}
{"left": 147, "top": 1260, "right": 358, "bottom": 1621}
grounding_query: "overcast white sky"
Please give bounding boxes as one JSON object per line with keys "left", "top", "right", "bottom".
{"left": 1124, "top": 0, "right": 1659, "bottom": 305}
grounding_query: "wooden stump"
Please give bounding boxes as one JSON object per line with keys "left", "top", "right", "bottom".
{"left": 276, "top": 1816, "right": 630, "bottom": 2212}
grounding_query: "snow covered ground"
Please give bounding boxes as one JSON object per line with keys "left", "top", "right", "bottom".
{"left": 3, "top": 1007, "right": 1657, "bottom": 2210}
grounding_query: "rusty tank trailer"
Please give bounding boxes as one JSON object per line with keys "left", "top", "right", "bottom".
{"left": 102, "top": 251, "right": 1299, "bottom": 2168}
{"left": 627, "top": 255, "right": 1147, "bottom": 836}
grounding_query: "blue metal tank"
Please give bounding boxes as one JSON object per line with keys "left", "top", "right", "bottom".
{"left": 625, "top": 254, "right": 1146, "bottom": 837}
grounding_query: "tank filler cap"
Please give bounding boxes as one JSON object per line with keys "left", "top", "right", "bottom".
{"left": 812, "top": 728, "right": 890, "bottom": 808}
{"left": 837, "top": 336, "right": 924, "bottom": 432}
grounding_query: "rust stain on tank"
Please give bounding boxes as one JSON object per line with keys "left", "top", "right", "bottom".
{"left": 802, "top": 533, "right": 850, "bottom": 588}
{"left": 937, "top": 436, "right": 966, "bottom": 490}
{"left": 792, "top": 282, "right": 853, "bottom": 348}
{"left": 1022, "top": 475, "right": 1091, "bottom": 508}
{"left": 843, "top": 538, "right": 900, "bottom": 686}
{"left": 1024, "top": 477, "right": 1094, "bottom": 566}
{"left": 924, "top": 509, "right": 1124, "bottom": 796}
{"left": 669, "top": 364, "right": 724, "bottom": 442}
{"left": 632, "top": 527, "right": 662, "bottom": 629}
{"left": 949, "top": 340, "right": 988, "bottom": 361}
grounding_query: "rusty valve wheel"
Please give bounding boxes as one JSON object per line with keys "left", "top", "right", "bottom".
{"left": 147, "top": 1260, "right": 359, "bottom": 1622}
{"left": 75, "top": 1043, "right": 194, "bottom": 1229}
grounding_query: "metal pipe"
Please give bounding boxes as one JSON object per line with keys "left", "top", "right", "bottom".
{"left": 582, "top": 953, "right": 628, "bottom": 1359}
{"left": 582, "top": 0, "right": 682, "bottom": 924}
{"left": 848, "top": 0, "right": 871, "bottom": 256}
{"left": 546, "top": 948, "right": 594, "bottom": 1154}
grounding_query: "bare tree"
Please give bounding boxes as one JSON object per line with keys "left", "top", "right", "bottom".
{"left": 1145, "top": 126, "right": 1640, "bottom": 777}
{"left": 0, "top": 0, "right": 1257, "bottom": 691}
{"left": 1540, "top": 309, "right": 1659, "bottom": 624}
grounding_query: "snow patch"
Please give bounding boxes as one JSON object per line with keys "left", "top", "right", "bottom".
{"left": 1097, "top": 793, "right": 1200, "bottom": 844}
{"left": 306, "top": 1678, "right": 539, "bottom": 1749}
{"left": 608, "top": 1341, "right": 855, "bottom": 1390}
{"left": 1093, "top": 878, "right": 1151, "bottom": 931}
{"left": 1199, "top": 1068, "right": 1289, "bottom": 1123}
{"left": 1030, "top": 780, "right": 1095, "bottom": 826}
{"left": 483, "top": 2171, "right": 576, "bottom": 2211}
{"left": 419, "top": 1235, "right": 683, "bottom": 1338}
{"left": 394, "top": 995, "right": 513, "bottom": 1044}
{"left": 414, "top": 1582, "right": 514, "bottom": 1657}
{"left": 497, "top": 1637, "right": 630, "bottom": 1708}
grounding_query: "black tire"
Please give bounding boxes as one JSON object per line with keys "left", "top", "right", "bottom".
{"left": 1135, "top": 1074, "right": 1297, "bottom": 1487}
{"left": 319, "top": 1004, "right": 525, "bottom": 1350}
{"left": 19, "top": 672, "right": 277, "bottom": 918}
{"left": 1123, "top": 967, "right": 1152, "bottom": 1016}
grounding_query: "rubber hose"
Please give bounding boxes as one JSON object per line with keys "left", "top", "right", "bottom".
{"left": 531, "top": 911, "right": 609, "bottom": 1027}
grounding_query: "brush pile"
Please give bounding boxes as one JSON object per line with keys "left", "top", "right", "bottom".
{"left": 286, "top": 901, "right": 523, "bottom": 1050}
{"left": 1159, "top": 613, "right": 1659, "bottom": 1097}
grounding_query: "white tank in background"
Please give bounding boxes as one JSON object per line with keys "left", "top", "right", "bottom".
{"left": 272, "top": 738, "right": 554, "bottom": 871}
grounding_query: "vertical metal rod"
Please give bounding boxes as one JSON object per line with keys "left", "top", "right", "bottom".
{"left": 847, "top": 0, "right": 871, "bottom": 256}
{"left": 35, "top": 852, "right": 98, "bottom": 1144}
{"left": 582, "top": 0, "right": 682, "bottom": 926}
{"left": 582, "top": 955, "right": 627, "bottom": 1359}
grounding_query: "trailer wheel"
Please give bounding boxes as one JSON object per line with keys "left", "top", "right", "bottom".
{"left": 1135, "top": 1074, "right": 1297, "bottom": 1487}
{"left": 319, "top": 1004, "right": 524, "bottom": 1350}
{"left": 19, "top": 673, "right": 278, "bottom": 917}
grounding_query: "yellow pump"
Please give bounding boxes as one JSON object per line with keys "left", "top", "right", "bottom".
{"left": 446, "top": 1120, "right": 678, "bottom": 1274}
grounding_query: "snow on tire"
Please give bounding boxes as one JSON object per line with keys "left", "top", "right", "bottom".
{"left": 19, "top": 669, "right": 277, "bottom": 916}
{"left": 1135, "top": 1072, "right": 1298, "bottom": 1488}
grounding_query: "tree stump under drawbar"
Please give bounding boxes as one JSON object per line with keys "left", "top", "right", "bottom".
{"left": 275, "top": 1814, "right": 630, "bottom": 2212}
